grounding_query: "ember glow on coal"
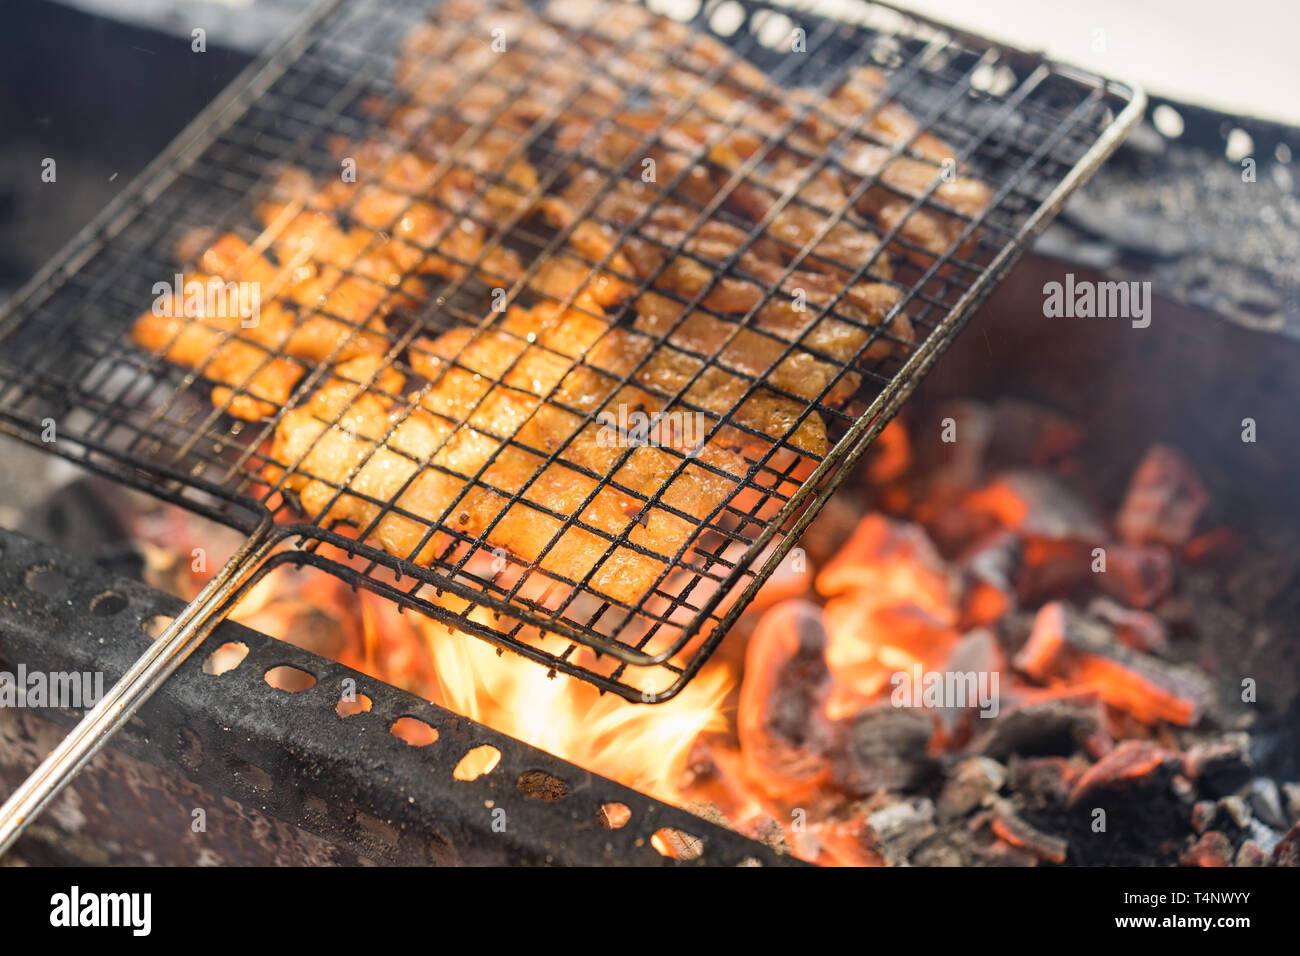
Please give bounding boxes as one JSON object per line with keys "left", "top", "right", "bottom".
{"left": 125, "top": 393, "right": 1299, "bottom": 867}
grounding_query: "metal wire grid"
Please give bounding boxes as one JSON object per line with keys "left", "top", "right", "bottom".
{"left": 0, "top": 0, "right": 1140, "bottom": 700}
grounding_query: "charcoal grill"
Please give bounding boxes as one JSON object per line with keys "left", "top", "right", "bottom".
{"left": 0, "top": 0, "right": 1142, "bottom": 849}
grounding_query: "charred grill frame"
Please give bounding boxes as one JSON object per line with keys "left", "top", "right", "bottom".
{"left": 0, "top": 525, "right": 794, "bottom": 865}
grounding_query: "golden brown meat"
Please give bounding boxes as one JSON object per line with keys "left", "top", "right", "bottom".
{"left": 540, "top": 174, "right": 906, "bottom": 347}
{"left": 411, "top": 296, "right": 828, "bottom": 458}
{"left": 141, "top": 0, "right": 994, "bottom": 613}
{"left": 270, "top": 313, "right": 752, "bottom": 606}
{"left": 131, "top": 233, "right": 406, "bottom": 419}
{"left": 631, "top": 291, "right": 861, "bottom": 409}
{"left": 263, "top": 142, "right": 526, "bottom": 287}
{"left": 810, "top": 68, "right": 994, "bottom": 264}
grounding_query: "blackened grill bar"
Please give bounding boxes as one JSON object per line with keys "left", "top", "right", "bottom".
{"left": 0, "top": 525, "right": 793, "bottom": 865}
{"left": 0, "top": 0, "right": 1141, "bottom": 849}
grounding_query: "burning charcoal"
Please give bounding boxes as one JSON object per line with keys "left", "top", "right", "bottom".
{"left": 822, "top": 599, "right": 961, "bottom": 702}
{"left": 914, "top": 484, "right": 999, "bottom": 554}
{"left": 1015, "top": 538, "right": 1097, "bottom": 602}
{"left": 938, "top": 756, "right": 1007, "bottom": 817}
{"left": 1182, "top": 526, "right": 1242, "bottom": 568}
{"left": 678, "top": 740, "right": 752, "bottom": 819}
{"left": 1068, "top": 740, "right": 1183, "bottom": 807}
{"left": 1186, "top": 734, "right": 1255, "bottom": 798}
{"left": 862, "top": 797, "right": 937, "bottom": 865}
{"left": 1284, "top": 783, "right": 1300, "bottom": 824}
{"left": 685, "top": 801, "right": 733, "bottom": 830}
{"left": 932, "top": 628, "right": 1007, "bottom": 742}
{"left": 990, "top": 797, "right": 1068, "bottom": 863}
{"left": 1249, "top": 778, "right": 1288, "bottom": 830}
{"left": 947, "top": 627, "right": 1007, "bottom": 675}
{"left": 815, "top": 513, "right": 956, "bottom": 626}
{"left": 955, "top": 471, "right": 1105, "bottom": 602}
{"left": 1116, "top": 444, "right": 1211, "bottom": 547}
{"left": 738, "top": 601, "right": 835, "bottom": 797}
{"left": 1096, "top": 542, "right": 1173, "bottom": 609}
{"left": 970, "top": 694, "right": 1107, "bottom": 760}
{"left": 1191, "top": 800, "right": 1218, "bottom": 834}
{"left": 1179, "top": 831, "right": 1232, "bottom": 867}
{"left": 1015, "top": 602, "right": 1210, "bottom": 726}
{"left": 910, "top": 839, "right": 966, "bottom": 867}
{"left": 986, "top": 398, "right": 1085, "bottom": 468}
{"left": 961, "top": 578, "right": 1016, "bottom": 628}
{"left": 1006, "top": 756, "right": 1078, "bottom": 810}
{"left": 831, "top": 705, "right": 935, "bottom": 796}
{"left": 865, "top": 418, "right": 911, "bottom": 485}
{"left": 1086, "top": 596, "right": 1169, "bottom": 653}
{"left": 739, "top": 815, "right": 789, "bottom": 854}
{"left": 799, "top": 491, "right": 867, "bottom": 568}
{"left": 750, "top": 539, "right": 812, "bottom": 608}
{"left": 975, "top": 838, "right": 1040, "bottom": 867}
{"left": 1275, "top": 822, "right": 1300, "bottom": 867}
{"left": 965, "top": 470, "right": 1105, "bottom": 543}
{"left": 1235, "top": 840, "right": 1269, "bottom": 867}
{"left": 798, "top": 819, "right": 885, "bottom": 867}
{"left": 914, "top": 399, "right": 993, "bottom": 487}
{"left": 1218, "top": 795, "right": 1253, "bottom": 830}
{"left": 958, "top": 529, "right": 1021, "bottom": 626}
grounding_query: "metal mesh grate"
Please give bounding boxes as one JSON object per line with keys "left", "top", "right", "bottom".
{"left": 0, "top": 0, "right": 1140, "bottom": 701}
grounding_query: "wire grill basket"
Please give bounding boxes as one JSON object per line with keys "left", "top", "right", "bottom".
{"left": 0, "top": 0, "right": 1142, "bottom": 701}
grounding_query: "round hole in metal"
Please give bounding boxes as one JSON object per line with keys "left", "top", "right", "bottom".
{"left": 598, "top": 802, "right": 631, "bottom": 829}
{"left": 390, "top": 716, "right": 437, "bottom": 746}
{"left": 453, "top": 745, "right": 501, "bottom": 781}
{"left": 202, "top": 641, "right": 248, "bottom": 676}
{"left": 1152, "top": 104, "right": 1184, "bottom": 138}
{"left": 235, "top": 761, "right": 273, "bottom": 792}
{"left": 89, "top": 590, "right": 128, "bottom": 617}
{"left": 141, "top": 614, "right": 174, "bottom": 641}
{"left": 264, "top": 664, "right": 316, "bottom": 693}
{"left": 651, "top": 827, "right": 704, "bottom": 861}
{"left": 25, "top": 565, "right": 69, "bottom": 598}
{"left": 336, "top": 694, "right": 372, "bottom": 718}
{"left": 1225, "top": 127, "right": 1254, "bottom": 164}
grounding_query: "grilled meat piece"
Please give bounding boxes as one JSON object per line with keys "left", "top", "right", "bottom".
{"left": 411, "top": 295, "right": 828, "bottom": 458}
{"left": 540, "top": 175, "right": 910, "bottom": 366}
{"left": 271, "top": 312, "right": 752, "bottom": 606}
{"left": 812, "top": 67, "right": 993, "bottom": 263}
{"left": 131, "top": 233, "right": 409, "bottom": 419}
{"left": 264, "top": 139, "right": 527, "bottom": 287}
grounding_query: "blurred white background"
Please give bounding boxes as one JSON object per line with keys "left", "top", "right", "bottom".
{"left": 897, "top": 0, "right": 1300, "bottom": 123}
{"left": 56, "top": 0, "right": 1300, "bottom": 122}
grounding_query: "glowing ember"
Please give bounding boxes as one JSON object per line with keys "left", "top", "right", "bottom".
{"left": 128, "top": 402, "right": 1232, "bottom": 866}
